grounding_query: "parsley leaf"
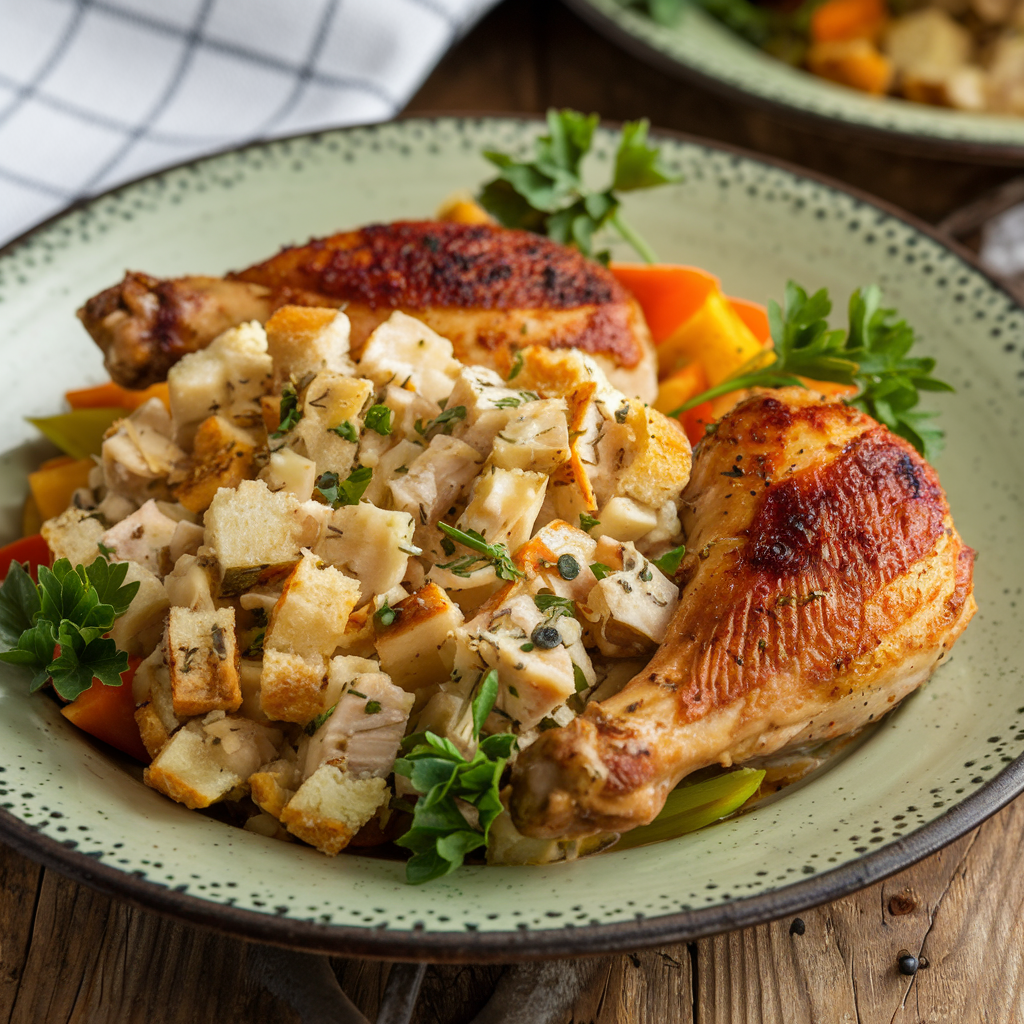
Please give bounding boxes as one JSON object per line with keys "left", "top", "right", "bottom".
{"left": 436, "top": 523, "right": 524, "bottom": 582}
{"left": 374, "top": 598, "right": 400, "bottom": 628}
{"left": 507, "top": 350, "right": 524, "bottom": 380}
{"left": 0, "top": 556, "right": 137, "bottom": 701}
{"left": 394, "top": 669, "right": 516, "bottom": 883}
{"left": 414, "top": 405, "right": 467, "bottom": 439}
{"left": 579, "top": 512, "right": 601, "bottom": 531}
{"left": 653, "top": 544, "right": 687, "bottom": 576}
{"left": 330, "top": 420, "right": 358, "bottom": 443}
{"left": 270, "top": 384, "right": 302, "bottom": 439}
{"left": 669, "top": 282, "right": 952, "bottom": 460}
{"left": 478, "top": 109, "right": 681, "bottom": 263}
{"left": 589, "top": 562, "right": 613, "bottom": 580}
{"left": 364, "top": 404, "right": 394, "bottom": 436}
{"left": 534, "top": 593, "right": 576, "bottom": 618}
{"left": 314, "top": 466, "right": 373, "bottom": 508}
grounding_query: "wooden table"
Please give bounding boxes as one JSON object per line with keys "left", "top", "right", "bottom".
{"left": 3, "top": 2, "right": 1023, "bottom": 1020}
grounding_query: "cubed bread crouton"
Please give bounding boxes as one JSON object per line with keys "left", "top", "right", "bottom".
{"left": 102, "top": 398, "right": 185, "bottom": 503}
{"left": 265, "top": 306, "right": 354, "bottom": 388}
{"left": 458, "top": 467, "right": 547, "bottom": 556}
{"left": 168, "top": 321, "right": 274, "bottom": 446}
{"left": 143, "top": 715, "right": 281, "bottom": 809}
{"left": 314, "top": 504, "right": 415, "bottom": 604}
{"left": 203, "top": 479, "right": 321, "bottom": 595}
{"left": 109, "top": 560, "right": 169, "bottom": 658}
{"left": 249, "top": 758, "right": 302, "bottom": 818}
{"left": 374, "top": 583, "right": 463, "bottom": 691}
{"left": 133, "top": 645, "right": 182, "bottom": 759}
{"left": 41, "top": 507, "right": 106, "bottom": 567}
{"left": 612, "top": 406, "right": 692, "bottom": 510}
{"left": 170, "top": 415, "right": 260, "bottom": 514}
{"left": 99, "top": 499, "right": 179, "bottom": 575}
{"left": 290, "top": 372, "right": 373, "bottom": 477}
{"left": 279, "top": 764, "right": 388, "bottom": 855}
{"left": 167, "top": 605, "right": 241, "bottom": 717}
{"left": 259, "top": 649, "right": 328, "bottom": 723}
{"left": 357, "top": 311, "right": 461, "bottom": 404}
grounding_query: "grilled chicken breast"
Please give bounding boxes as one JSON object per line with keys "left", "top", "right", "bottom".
{"left": 78, "top": 221, "right": 656, "bottom": 399}
{"left": 510, "top": 387, "right": 975, "bottom": 839}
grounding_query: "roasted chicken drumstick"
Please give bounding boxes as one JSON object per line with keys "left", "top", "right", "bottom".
{"left": 511, "top": 387, "right": 975, "bottom": 840}
{"left": 77, "top": 220, "right": 656, "bottom": 400}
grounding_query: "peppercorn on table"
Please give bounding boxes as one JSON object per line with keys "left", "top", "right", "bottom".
{"left": 2, "top": 2, "right": 1023, "bottom": 1021}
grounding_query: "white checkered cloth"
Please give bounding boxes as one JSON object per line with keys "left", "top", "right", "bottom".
{"left": 0, "top": 0, "right": 498, "bottom": 246}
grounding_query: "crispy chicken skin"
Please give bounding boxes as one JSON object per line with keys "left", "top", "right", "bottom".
{"left": 510, "top": 388, "right": 975, "bottom": 840}
{"left": 78, "top": 221, "right": 656, "bottom": 398}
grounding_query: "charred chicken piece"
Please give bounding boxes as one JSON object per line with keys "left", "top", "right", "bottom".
{"left": 510, "top": 388, "right": 975, "bottom": 840}
{"left": 78, "top": 221, "right": 656, "bottom": 398}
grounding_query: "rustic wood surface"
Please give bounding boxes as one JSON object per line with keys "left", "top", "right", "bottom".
{"left": 3, "top": 2, "right": 1023, "bottom": 1021}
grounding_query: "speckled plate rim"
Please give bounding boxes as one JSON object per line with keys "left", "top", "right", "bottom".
{"left": 562, "top": 0, "right": 1024, "bottom": 165}
{"left": 0, "top": 113, "right": 1020, "bottom": 963}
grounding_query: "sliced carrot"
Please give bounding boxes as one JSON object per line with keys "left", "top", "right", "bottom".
{"left": 655, "top": 362, "right": 715, "bottom": 447}
{"left": 65, "top": 380, "right": 170, "bottom": 413}
{"left": 60, "top": 657, "right": 150, "bottom": 764}
{"left": 610, "top": 263, "right": 720, "bottom": 344}
{"left": 28, "top": 457, "right": 94, "bottom": 521}
{"left": 810, "top": 0, "right": 886, "bottom": 43}
{"left": 727, "top": 297, "right": 771, "bottom": 344}
{"left": 681, "top": 402, "right": 715, "bottom": 446}
{"left": 0, "top": 534, "right": 51, "bottom": 580}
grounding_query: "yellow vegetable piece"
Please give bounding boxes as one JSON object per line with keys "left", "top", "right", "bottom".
{"left": 658, "top": 289, "right": 764, "bottom": 386}
{"left": 29, "top": 457, "right": 95, "bottom": 521}
{"left": 27, "top": 407, "right": 126, "bottom": 460}
{"left": 654, "top": 362, "right": 708, "bottom": 418}
{"left": 613, "top": 768, "right": 765, "bottom": 852}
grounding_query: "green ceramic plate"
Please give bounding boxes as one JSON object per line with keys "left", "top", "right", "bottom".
{"left": 565, "top": 0, "right": 1024, "bottom": 162}
{"left": 0, "top": 116, "right": 1020, "bottom": 961}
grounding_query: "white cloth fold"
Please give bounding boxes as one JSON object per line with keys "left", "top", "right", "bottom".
{"left": 0, "top": 0, "right": 498, "bottom": 245}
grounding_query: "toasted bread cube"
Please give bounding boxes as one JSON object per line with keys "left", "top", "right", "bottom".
{"left": 250, "top": 758, "right": 302, "bottom": 818}
{"left": 168, "top": 321, "right": 273, "bottom": 446}
{"left": 99, "top": 499, "right": 179, "bottom": 574}
{"left": 265, "top": 306, "right": 354, "bottom": 388}
{"left": 314, "top": 504, "right": 415, "bottom": 604}
{"left": 41, "top": 507, "right": 106, "bottom": 567}
{"left": 259, "top": 649, "right": 328, "bottom": 723}
{"left": 204, "top": 479, "right": 321, "bottom": 595}
{"left": 109, "top": 561, "right": 169, "bottom": 658}
{"left": 144, "top": 721, "right": 244, "bottom": 809}
{"left": 613, "top": 407, "right": 692, "bottom": 510}
{"left": 358, "top": 311, "right": 461, "bottom": 404}
{"left": 290, "top": 372, "right": 373, "bottom": 476}
{"left": 133, "top": 645, "right": 182, "bottom": 758}
{"left": 265, "top": 550, "right": 360, "bottom": 660}
{"left": 374, "top": 583, "right": 463, "bottom": 691}
{"left": 170, "top": 415, "right": 259, "bottom": 514}
{"left": 167, "top": 605, "right": 241, "bottom": 717}
{"left": 279, "top": 764, "right": 387, "bottom": 855}
{"left": 258, "top": 447, "right": 317, "bottom": 501}
{"left": 592, "top": 495, "right": 659, "bottom": 544}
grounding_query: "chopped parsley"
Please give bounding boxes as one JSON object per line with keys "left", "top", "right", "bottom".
{"left": 270, "top": 384, "right": 302, "bottom": 439}
{"left": 435, "top": 523, "right": 524, "bottom": 582}
{"left": 315, "top": 466, "right": 372, "bottom": 508}
{"left": 364, "top": 404, "right": 394, "bottom": 436}
{"left": 330, "top": 420, "right": 358, "bottom": 442}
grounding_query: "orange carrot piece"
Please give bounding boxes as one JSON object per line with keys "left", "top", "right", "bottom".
{"left": 610, "top": 263, "right": 720, "bottom": 344}
{"left": 65, "top": 380, "right": 170, "bottom": 412}
{"left": 60, "top": 658, "right": 150, "bottom": 763}
{"left": 0, "top": 534, "right": 51, "bottom": 580}
{"left": 681, "top": 403, "right": 715, "bottom": 447}
{"left": 28, "top": 457, "right": 94, "bottom": 521}
{"left": 811, "top": 0, "right": 886, "bottom": 42}
{"left": 727, "top": 297, "right": 771, "bottom": 344}
{"left": 654, "top": 363, "right": 716, "bottom": 447}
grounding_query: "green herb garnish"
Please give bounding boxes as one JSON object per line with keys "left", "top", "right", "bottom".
{"left": 394, "top": 669, "right": 516, "bottom": 883}
{"left": 572, "top": 663, "right": 589, "bottom": 693}
{"left": 478, "top": 109, "right": 681, "bottom": 263}
{"left": 534, "top": 594, "right": 576, "bottom": 618}
{"left": 243, "top": 630, "right": 265, "bottom": 658}
{"left": 590, "top": 562, "right": 613, "bottom": 580}
{"left": 0, "top": 557, "right": 139, "bottom": 701}
{"left": 374, "top": 599, "right": 400, "bottom": 628}
{"left": 414, "top": 405, "right": 467, "bottom": 440}
{"left": 330, "top": 420, "right": 358, "bottom": 442}
{"left": 314, "top": 466, "right": 372, "bottom": 508}
{"left": 365, "top": 700, "right": 382, "bottom": 715}
{"left": 579, "top": 512, "right": 601, "bottom": 531}
{"left": 508, "top": 350, "right": 524, "bottom": 380}
{"left": 670, "top": 282, "right": 953, "bottom": 461}
{"left": 652, "top": 544, "right": 686, "bottom": 577}
{"left": 436, "top": 523, "right": 524, "bottom": 582}
{"left": 270, "top": 383, "right": 303, "bottom": 439}
{"left": 96, "top": 541, "right": 115, "bottom": 562}
{"left": 364, "top": 404, "right": 394, "bottom": 436}
{"left": 306, "top": 704, "right": 337, "bottom": 736}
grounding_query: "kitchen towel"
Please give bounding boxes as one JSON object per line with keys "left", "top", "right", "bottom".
{"left": 0, "top": 0, "right": 498, "bottom": 245}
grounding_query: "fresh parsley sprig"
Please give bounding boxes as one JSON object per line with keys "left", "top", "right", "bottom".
{"left": 436, "top": 523, "right": 524, "bottom": 582}
{"left": 394, "top": 669, "right": 516, "bottom": 884}
{"left": 478, "top": 109, "right": 682, "bottom": 264}
{"left": 0, "top": 557, "right": 139, "bottom": 701}
{"left": 670, "top": 282, "right": 953, "bottom": 461}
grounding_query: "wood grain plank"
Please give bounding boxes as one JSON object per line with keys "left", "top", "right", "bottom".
{"left": 0, "top": 844, "right": 43, "bottom": 1024}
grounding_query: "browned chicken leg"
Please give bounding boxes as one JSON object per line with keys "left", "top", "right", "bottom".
{"left": 77, "top": 221, "right": 656, "bottom": 398}
{"left": 510, "top": 387, "right": 975, "bottom": 839}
